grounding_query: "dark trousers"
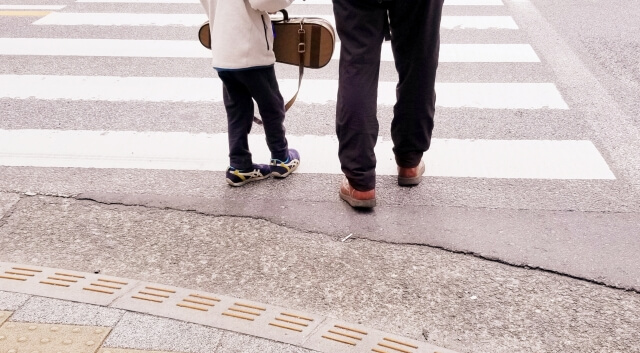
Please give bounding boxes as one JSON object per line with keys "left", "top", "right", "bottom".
{"left": 218, "top": 66, "right": 288, "bottom": 170}
{"left": 332, "top": 0, "right": 443, "bottom": 191}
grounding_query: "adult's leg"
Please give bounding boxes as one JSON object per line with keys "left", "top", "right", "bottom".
{"left": 236, "top": 66, "right": 288, "bottom": 162}
{"left": 388, "top": 0, "right": 444, "bottom": 168}
{"left": 218, "top": 70, "right": 255, "bottom": 170}
{"left": 332, "top": 0, "right": 386, "bottom": 191}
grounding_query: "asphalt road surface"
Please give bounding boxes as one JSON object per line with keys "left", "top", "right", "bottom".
{"left": 0, "top": 0, "right": 638, "bottom": 352}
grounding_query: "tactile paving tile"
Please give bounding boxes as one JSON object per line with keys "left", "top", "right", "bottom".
{"left": 111, "top": 282, "right": 325, "bottom": 347}
{"left": 1, "top": 263, "right": 460, "bottom": 353}
{"left": 305, "top": 319, "right": 459, "bottom": 353}
{"left": 0, "top": 321, "right": 110, "bottom": 352}
{"left": 0, "top": 262, "right": 139, "bottom": 306}
{"left": 99, "top": 349, "right": 186, "bottom": 353}
{"left": 0, "top": 311, "right": 10, "bottom": 326}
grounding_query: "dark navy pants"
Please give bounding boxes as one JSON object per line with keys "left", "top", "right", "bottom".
{"left": 218, "top": 66, "right": 288, "bottom": 170}
{"left": 332, "top": 0, "right": 443, "bottom": 191}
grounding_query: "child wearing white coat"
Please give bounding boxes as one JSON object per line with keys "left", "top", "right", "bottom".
{"left": 199, "top": 0, "right": 300, "bottom": 186}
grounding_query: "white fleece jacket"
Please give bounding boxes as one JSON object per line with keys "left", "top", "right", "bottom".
{"left": 199, "top": 0, "right": 295, "bottom": 70}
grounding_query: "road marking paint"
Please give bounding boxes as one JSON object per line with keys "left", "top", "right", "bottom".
{"left": 0, "top": 10, "right": 50, "bottom": 16}
{"left": 439, "top": 44, "right": 538, "bottom": 62}
{"left": 75, "top": 0, "right": 502, "bottom": 4}
{"left": 76, "top": 0, "right": 200, "bottom": 2}
{"left": 0, "top": 38, "right": 210, "bottom": 58}
{"left": 335, "top": 43, "right": 539, "bottom": 62}
{"left": 442, "top": 0, "right": 503, "bottom": 5}
{"left": 0, "top": 5, "right": 65, "bottom": 10}
{"left": 0, "top": 130, "right": 615, "bottom": 180}
{"left": 432, "top": 82, "right": 567, "bottom": 109}
{"left": 33, "top": 12, "right": 518, "bottom": 30}
{"left": 311, "top": 0, "right": 505, "bottom": 4}
{"left": 0, "top": 75, "right": 569, "bottom": 109}
{"left": 33, "top": 12, "right": 208, "bottom": 26}
{"left": 441, "top": 16, "right": 518, "bottom": 30}
{"left": 0, "top": 38, "right": 539, "bottom": 63}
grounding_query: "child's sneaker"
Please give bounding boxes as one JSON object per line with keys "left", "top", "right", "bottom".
{"left": 226, "top": 164, "right": 271, "bottom": 186}
{"left": 270, "top": 149, "right": 300, "bottom": 178}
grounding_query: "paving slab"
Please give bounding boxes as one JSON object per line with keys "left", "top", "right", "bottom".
{"left": 0, "top": 262, "right": 457, "bottom": 353}
{"left": 110, "top": 281, "right": 325, "bottom": 347}
{"left": 0, "top": 291, "right": 30, "bottom": 311}
{"left": 102, "top": 312, "right": 224, "bottom": 353}
{"left": 215, "top": 331, "right": 318, "bottom": 353}
{"left": 0, "top": 262, "right": 140, "bottom": 306}
{"left": 10, "top": 296, "right": 124, "bottom": 327}
{"left": 0, "top": 321, "right": 111, "bottom": 353}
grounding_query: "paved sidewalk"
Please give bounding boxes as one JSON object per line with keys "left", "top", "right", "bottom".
{"left": 1, "top": 193, "right": 639, "bottom": 353}
{"left": 0, "top": 263, "right": 454, "bottom": 353}
{"left": 0, "top": 291, "right": 316, "bottom": 353}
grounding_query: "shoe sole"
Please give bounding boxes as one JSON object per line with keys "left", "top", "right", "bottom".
{"left": 339, "top": 191, "right": 376, "bottom": 208}
{"left": 272, "top": 161, "right": 300, "bottom": 179}
{"left": 398, "top": 161, "right": 426, "bottom": 186}
{"left": 226, "top": 174, "right": 270, "bottom": 187}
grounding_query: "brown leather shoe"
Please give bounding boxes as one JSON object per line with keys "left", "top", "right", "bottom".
{"left": 397, "top": 160, "right": 425, "bottom": 186}
{"left": 339, "top": 178, "right": 376, "bottom": 208}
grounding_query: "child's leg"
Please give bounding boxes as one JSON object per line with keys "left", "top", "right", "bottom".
{"left": 236, "top": 66, "right": 288, "bottom": 162}
{"left": 218, "top": 70, "right": 255, "bottom": 170}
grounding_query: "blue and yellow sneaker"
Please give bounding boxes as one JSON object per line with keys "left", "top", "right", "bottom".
{"left": 225, "top": 164, "right": 271, "bottom": 187}
{"left": 270, "top": 149, "right": 300, "bottom": 178}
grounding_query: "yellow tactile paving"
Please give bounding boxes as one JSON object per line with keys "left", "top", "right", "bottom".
{"left": 0, "top": 321, "right": 110, "bottom": 352}
{"left": 0, "top": 10, "right": 51, "bottom": 17}
{"left": 0, "top": 311, "right": 11, "bottom": 325}
{"left": 99, "top": 349, "right": 187, "bottom": 353}
{"left": 0, "top": 262, "right": 459, "bottom": 353}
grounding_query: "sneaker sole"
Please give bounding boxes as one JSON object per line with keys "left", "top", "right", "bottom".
{"left": 339, "top": 191, "right": 376, "bottom": 208}
{"left": 398, "top": 161, "right": 426, "bottom": 186}
{"left": 226, "top": 174, "right": 270, "bottom": 187}
{"left": 272, "top": 161, "right": 300, "bottom": 179}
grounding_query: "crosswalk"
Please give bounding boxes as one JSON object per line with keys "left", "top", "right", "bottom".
{"left": 0, "top": 0, "right": 616, "bottom": 182}
{"left": 30, "top": 12, "right": 521, "bottom": 30}
{"left": 0, "top": 39, "right": 540, "bottom": 62}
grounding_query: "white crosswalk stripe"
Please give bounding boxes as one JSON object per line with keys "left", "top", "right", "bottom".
{"left": 0, "top": 129, "right": 614, "bottom": 180}
{"left": 441, "top": 16, "right": 518, "bottom": 30}
{"left": 0, "top": 5, "right": 66, "bottom": 10}
{"left": 32, "top": 12, "right": 520, "bottom": 30}
{"left": 0, "top": 38, "right": 540, "bottom": 63}
{"left": 74, "top": 0, "right": 504, "bottom": 5}
{"left": 0, "top": 0, "right": 614, "bottom": 181}
{"left": 0, "top": 75, "right": 569, "bottom": 109}
{"left": 33, "top": 12, "right": 207, "bottom": 26}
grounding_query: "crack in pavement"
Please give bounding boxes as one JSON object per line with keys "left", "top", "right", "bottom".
{"left": 72, "top": 192, "right": 640, "bottom": 295}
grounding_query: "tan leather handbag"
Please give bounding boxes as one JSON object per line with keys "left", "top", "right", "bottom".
{"left": 270, "top": 10, "right": 335, "bottom": 69}
{"left": 199, "top": 10, "right": 334, "bottom": 69}
{"left": 198, "top": 10, "right": 335, "bottom": 115}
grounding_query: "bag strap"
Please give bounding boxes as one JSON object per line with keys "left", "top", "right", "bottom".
{"left": 255, "top": 11, "right": 304, "bottom": 125}
{"left": 285, "top": 20, "right": 306, "bottom": 111}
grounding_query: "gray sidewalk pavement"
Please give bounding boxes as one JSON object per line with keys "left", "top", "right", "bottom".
{"left": 1, "top": 292, "right": 318, "bottom": 353}
{"left": 1, "top": 192, "right": 639, "bottom": 353}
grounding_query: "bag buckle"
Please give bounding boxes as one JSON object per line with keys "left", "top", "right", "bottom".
{"left": 298, "top": 28, "right": 306, "bottom": 53}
